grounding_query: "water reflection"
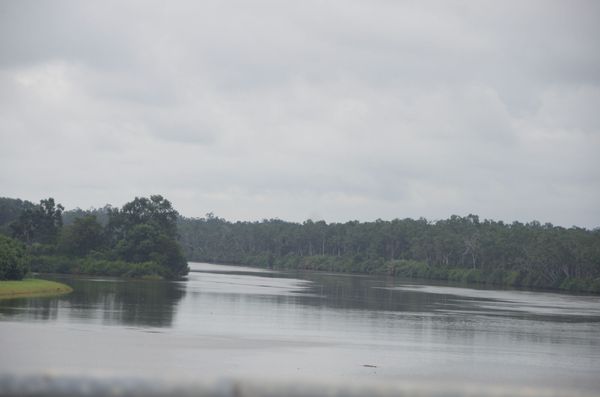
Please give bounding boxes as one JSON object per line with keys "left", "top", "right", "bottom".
{"left": 178, "top": 264, "right": 600, "bottom": 348}
{"left": 291, "top": 271, "right": 600, "bottom": 323}
{"left": 381, "top": 284, "right": 600, "bottom": 321}
{"left": 297, "top": 272, "right": 446, "bottom": 313}
{"left": 0, "top": 296, "right": 61, "bottom": 322}
{"left": 1, "top": 262, "right": 599, "bottom": 391}
{"left": 0, "top": 277, "right": 185, "bottom": 327}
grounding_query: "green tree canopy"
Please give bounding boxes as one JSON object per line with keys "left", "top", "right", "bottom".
{"left": 0, "top": 235, "right": 27, "bottom": 280}
{"left": 109, "top": 196, "right": 188, "bottom": 278}
{"left": 10, "top": 198, "right": 64, "bottom": 244}
{"left": 3, "top": 195, "right": 189, "bottom": 280}
{"left": 0, "top": 197, "right": 35, "bottom": 235}
{"left": 58, "top": 215, "right": 105, "bottom": 256}
{"left": 177, "top": 214, "right": 600, "bottom": 291}
{"left": 108, "top": 195, "right": 179, "bottom": 241}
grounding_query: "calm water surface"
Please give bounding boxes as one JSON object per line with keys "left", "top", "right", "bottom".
{"left": 1, "top": 262, "right": 600, "bottom": 392}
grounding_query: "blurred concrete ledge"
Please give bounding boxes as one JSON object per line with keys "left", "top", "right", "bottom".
{"left": 0, "top": 373, "right": 595, "bottom": 397}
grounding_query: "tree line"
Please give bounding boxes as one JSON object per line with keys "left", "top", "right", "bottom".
{"left": 3, "top": 195, "right": 599, "bottom": 293}
{"left": 0, "top": 196, "right": 188, "bottom": 280}
{"left": 178, "top": 214, "right": 600, "bottom": 292}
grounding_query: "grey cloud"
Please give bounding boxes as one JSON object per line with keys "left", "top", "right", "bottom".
{"left": 149, "top": 118, "right": 217, "bottom": 145}
{"left": 1, "top": 0, "right": 599, "bottom": 228}
{"left": 0, "top": 1, "right": 133, "bottom": 69}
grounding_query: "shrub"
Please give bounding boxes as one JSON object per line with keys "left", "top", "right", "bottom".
{"left": 27, "top": 255, "right": 168, "bottom": 279}
{"left": 385, "top": 260, "right": 431, "bottom": 278}
{"left": 0, "top": 235, "right": 28, "bottom": 280}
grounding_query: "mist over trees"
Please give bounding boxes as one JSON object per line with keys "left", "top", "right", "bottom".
{"left": 177, "top": 214, "right": 600, "bottom": 292}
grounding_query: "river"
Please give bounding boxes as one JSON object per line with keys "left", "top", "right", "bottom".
{"left": 1, "top": 262, "right": 600, "bottom": 394}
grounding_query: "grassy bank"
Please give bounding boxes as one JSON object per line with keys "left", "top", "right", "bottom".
{"left": 0, "top": 279, "right": 73, "bottom": 299}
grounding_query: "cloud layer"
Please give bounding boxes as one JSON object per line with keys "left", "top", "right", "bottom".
{"left": 1, "top": 0, "right": 599, "bottom": 227}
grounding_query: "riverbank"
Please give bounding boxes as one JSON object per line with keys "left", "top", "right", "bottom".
{"left": 224, "top": 255, "right": 600, "bottom": 294}
{"left": 26, "top": 255, "right": 189, "bottom": 280}
{"left": 0, "top": 279, "right": 73, "bottom": 299}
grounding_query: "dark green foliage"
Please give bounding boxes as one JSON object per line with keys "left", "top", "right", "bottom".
{"left": 116, "top": 224, "right": 162, "bottom": 262}
{"left": 115, "top": 222, "right": 187, "bottom": 278}
{"left": 109, "top": 196, "right": 187, "bottom": 278}
{"left": 5, "top": 193, "right": 599, "bottom": 290}
{"left": 0, "top": 197, "right": 35, "bottom": 235}
{"left": 27, "top": 255, "right": 74, "bottom": 274}
{"left": 0, "top": 235, "right": 28, "bottom": 280}
{"left": 27, "top": 255, "right": 167, "bottom": 279}
{"left": 58, "top": 215, "right": 105, "bottom": 256}
{"left": 178, "top": 214, "right": 600, "bottom": 293}
{"left": 4, "top": 195, "right": 188, "bottom": 279}
{"left": 559, "top": 277, "right": 600, "bottom": 294}
{"left": 386, "top": 260, "right": 431, "bottom": 278}
{"left": 10, "top": 198, "right": 64, "bottom": 244}
{"left": 108, "top": 195, "right": 179, "bottom": 241}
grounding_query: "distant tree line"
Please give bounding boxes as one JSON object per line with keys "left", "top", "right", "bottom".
{"left": 0, "top": 196, "right": 188, "bottom": 280}
{"left": 178, "top": 214, "right": 600, "bottom": 293}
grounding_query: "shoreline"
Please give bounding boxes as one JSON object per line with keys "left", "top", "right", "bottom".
{"left": 198, "top": 257, "right": 600, "bottom": 295}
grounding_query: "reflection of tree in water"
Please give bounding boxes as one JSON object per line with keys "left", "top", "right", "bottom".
{"left": 0, "top": 295, "right": 61, "bottom": 321}
{"left": 293, "top": 272, "right": 455, "bottom": 313}
{"left": 293, "top": 272, "right": 546, "bottom": 323}
{"left": 0, "top": 277, "right": 186, "bottom": 328}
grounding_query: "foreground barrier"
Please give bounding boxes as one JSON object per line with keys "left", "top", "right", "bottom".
{"left": 0, "top": 373, "right": 595, "bottom": 397}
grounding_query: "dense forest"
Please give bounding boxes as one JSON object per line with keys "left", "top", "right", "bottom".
{"left": 0, "top": 196, "right": 188, "bottom": 280}
{"left": 177, "top": 214, "right": 600, "bottom": 293}
{"left": 2, "top": 196, "right": 600, "bottom": 292}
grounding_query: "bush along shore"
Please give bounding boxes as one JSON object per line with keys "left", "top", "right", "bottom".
{"left": 0, "top": 279, "right": 73, "bottom": 299}
{"left": 27, "top": 255, "right": 172, "bottom": 280}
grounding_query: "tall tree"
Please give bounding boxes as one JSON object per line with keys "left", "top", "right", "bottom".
{"left": 58, "top": 215, "right": 105, "bottom": 256}
{"left": 10, "top": 198, "right": 64, "bottom": 244}
{"left": 108, "top": 195, "right": 179, "bottom": 241}
{"left": 109, "top": 195, "right": 188, "bottom": 277}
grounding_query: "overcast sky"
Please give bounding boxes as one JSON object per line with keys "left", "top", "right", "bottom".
{"left": 1, "top": 1, "right": 599, "bottom": 227}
